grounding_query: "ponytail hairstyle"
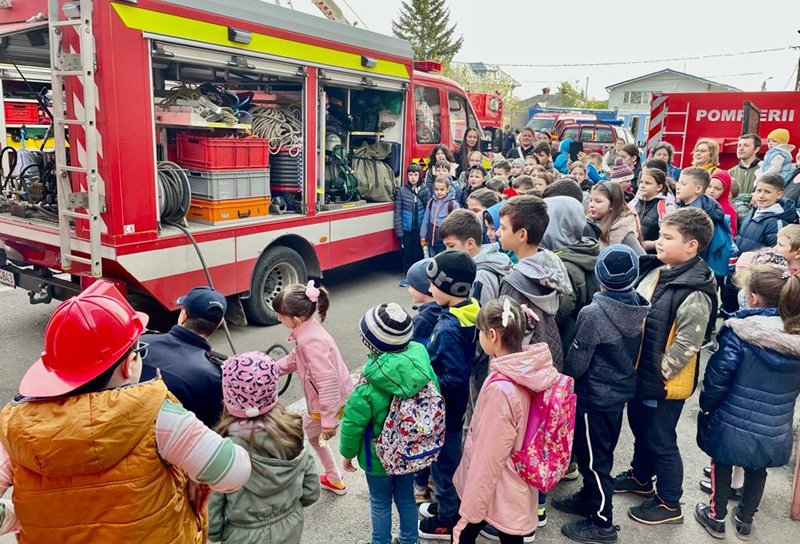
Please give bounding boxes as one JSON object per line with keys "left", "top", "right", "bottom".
{"left": 735, "top": 263, "right": 787, "bottom": 308}
{"left": 272, "top": 281, "right": 330, "bottom": 322}
{"left": 780, "top": 272, "right": 800, "bottom": 334}
{"left": 476, "top": 296, "right": 536, "bottom": 353}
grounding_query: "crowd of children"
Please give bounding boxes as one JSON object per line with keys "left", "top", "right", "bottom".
{"left": 0, "top": 128, "right": 800, "bottom": 544}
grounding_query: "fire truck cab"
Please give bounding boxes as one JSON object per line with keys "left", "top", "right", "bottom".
{"left": 0, "top": 0, "right": 483, "bottom": 326}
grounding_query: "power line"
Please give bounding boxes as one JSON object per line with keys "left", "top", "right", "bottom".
{"left": 479, "top": 47, "right": 792, "bottom": 68}
{"left": 785, "top": 64, "right": 798, "bottom": 90}
{"left": 519, "top": 72, "right": 763, "bottom": 85}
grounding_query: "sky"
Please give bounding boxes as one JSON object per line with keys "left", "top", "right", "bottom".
{"left": 281, "top": 0, "right": 800, "bottom": 100}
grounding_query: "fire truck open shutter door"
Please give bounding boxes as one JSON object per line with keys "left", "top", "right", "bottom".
{"left": 0, "top": 20, "right": 47, "bottom": 39}
{"left": 318, "top": 69, "right": 408, "bottom": 92}
{"left": 151, "top": 40, "right": 303, "bottom": 79}
{"left": 0, "top": 21, "right": 49, "bottom": 67}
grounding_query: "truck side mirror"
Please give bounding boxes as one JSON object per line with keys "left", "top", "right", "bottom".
{"left": 480, "top": 138, "right": 492, "bottom": 153}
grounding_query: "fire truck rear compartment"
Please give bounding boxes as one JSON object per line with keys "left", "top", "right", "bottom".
{"left": 1, "top": 2, "right": 410, "bottom": 317}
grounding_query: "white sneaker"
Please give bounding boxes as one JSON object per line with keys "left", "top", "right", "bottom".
{"left": 419, "top": 501, "right": 438, "bottom": 519}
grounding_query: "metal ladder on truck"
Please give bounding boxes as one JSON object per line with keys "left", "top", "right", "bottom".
{"left": 47, "top": 0, "right": 103, "bottom": 277}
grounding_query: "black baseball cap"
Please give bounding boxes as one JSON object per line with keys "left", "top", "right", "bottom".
{"left": 177, "top": 286, "right": 227, "bottom": 323}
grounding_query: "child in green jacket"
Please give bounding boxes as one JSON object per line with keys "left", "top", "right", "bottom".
{"left": 341, "top": 303, "right": 440, "bottom": 544}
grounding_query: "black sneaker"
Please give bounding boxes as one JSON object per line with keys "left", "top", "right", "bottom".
{"left": 552, "top": 491, "right": 592, "bottom": 517}
{"left": 479, "top": 524, "right": 536, "bottom": 542}
{"left": 561, "top": 518, "right": 619, "bottom": 543}
{"left": 731, "top": 505, "right": 753, "bottom": 541}
{"left": 612, "top": 470, "right": 654, "bottom": 496}
{"left": 703, "top": 466, "right": 712, "bottom": 478}
{"left": 418, "top": 501, "right": 438, "bottom": 519}
{"left": 538, "top": 507, "right": 547, "bottom": 527}
{"left": 628, "top": 497, "right": 684, "bottom": 525}
{"left": 418, "top": 516, "right": 453, "bottom": 541}
{"left": 694, "top": 503, "right": 725, "bottom": 539}
{"left": 699, "top": 479, "right": 743, "bottom": 500}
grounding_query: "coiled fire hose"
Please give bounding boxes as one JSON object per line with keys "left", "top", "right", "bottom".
{"left": 156, "top": 161, "right": 192, "bottom": 224}
{"left": 250, "top": 106, "right": 303, "bottom": 155}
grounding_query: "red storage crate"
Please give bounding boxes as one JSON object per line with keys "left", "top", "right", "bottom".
{"left": 176, "top": 134, "right": 269, "bottom": 170}
{"left": 4, "top": 102, "right": 40, "bottom": 124}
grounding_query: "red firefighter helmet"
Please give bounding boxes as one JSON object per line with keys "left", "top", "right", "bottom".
{"left": 19, "top": 281, "right": 149, "bottom": 398}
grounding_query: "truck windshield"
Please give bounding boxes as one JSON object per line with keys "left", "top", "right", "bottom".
{"left": 527, "top": 117, "right": 556, "bottom": 131}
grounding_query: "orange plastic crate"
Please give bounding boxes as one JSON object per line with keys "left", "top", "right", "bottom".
{"left": 188, "top": 196, "right": 270, "bottom": 223}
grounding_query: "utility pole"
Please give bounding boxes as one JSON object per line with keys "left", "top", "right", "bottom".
{"left": 793, "top": 42, "right": 800, "bottom": 91}
{"left": 796, "top": 57, "right": 800, "bottom": 91}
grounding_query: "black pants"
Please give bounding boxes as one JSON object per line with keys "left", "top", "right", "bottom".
{"left": 720, "top": 275, "right": 740, "bottom": 314}
{"left": 628, "top": 399, "right": 685, "bottom": 507}
{"left": 710, "top": 462, "right": 767, "bottom": 522}
{"left": 574, "top": 408, "right": 623, "bottom": 527}
{"left": 458, "top": 521, "right": 523, "bottom": 544}
{"left": 402, "top": 229, "right": 423, "bottom": 274}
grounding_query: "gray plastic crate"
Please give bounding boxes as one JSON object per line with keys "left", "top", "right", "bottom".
{"left": 187, "top": 168, "right": 270, "bottom": 200}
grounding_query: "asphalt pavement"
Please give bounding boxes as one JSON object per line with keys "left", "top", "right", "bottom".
{"left": 0, "top": 254, "right": 798, "bottom": 543}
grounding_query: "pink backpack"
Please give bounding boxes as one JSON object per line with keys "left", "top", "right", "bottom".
{"left": 488, "top": 372, "right": 576, "bottom": 493}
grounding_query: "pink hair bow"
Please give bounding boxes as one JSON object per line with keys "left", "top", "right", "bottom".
{"left": 305, "top": 280, "right": 320, "bottom": 302}
{"left": 520, "top": 304, "right": 540, "bottom": 323}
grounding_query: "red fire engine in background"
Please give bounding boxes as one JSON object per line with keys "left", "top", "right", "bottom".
{"left": 0, "top": 0, "right": 487, "bottom": 326}
{"left": 647, "top": 91, "right": 800, "bottom": 169}
{"left": 468, "top": 92, "right": 503, "bottom": 151}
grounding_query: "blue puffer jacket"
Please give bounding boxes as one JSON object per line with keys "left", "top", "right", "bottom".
{"left": 427, "top": 298, "right": 479, "bottom": 428}
{"left": 393, "top": 182, "right": 431, "bottom": 237}
{"left": 697, "top": 308, "right": 800, "bottom": 468}
{"left": 412, "top": 301, "right": 442, "bottom": 349}
{"left": 420, "top": 187, "right": 460, "bottom": 246}
{"left": 737, "top": 198, "right": 799, "bottom": 253}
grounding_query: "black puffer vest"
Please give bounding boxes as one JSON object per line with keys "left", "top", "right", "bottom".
{"left": 635, "top": 198, "right": 662, "bottom": 244}
{"left": 635, "top": 255, "right": 718, "bottom": 401}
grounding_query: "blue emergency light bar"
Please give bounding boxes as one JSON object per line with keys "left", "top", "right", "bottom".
{"left": 575, "top": 119, "right": 624, "bottom": 126}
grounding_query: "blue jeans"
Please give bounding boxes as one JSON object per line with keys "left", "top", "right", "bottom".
{"left": 365, "top": 473, "right": 418, "bottom": 544}
{"left": 431, "top": 427, "right": 463, "bottom": 526}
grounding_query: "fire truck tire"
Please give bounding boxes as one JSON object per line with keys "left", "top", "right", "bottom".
{"left": 243, "top": 246, "right": 307, "bottom": 326}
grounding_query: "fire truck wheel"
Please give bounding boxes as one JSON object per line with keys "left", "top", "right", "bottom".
{"left": 243, "top": 246, "right": 307, "bottom": 326}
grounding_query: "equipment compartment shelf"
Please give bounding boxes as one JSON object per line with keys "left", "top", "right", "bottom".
{"left": 154, "top": 109, "right": 251, "bottom": 130}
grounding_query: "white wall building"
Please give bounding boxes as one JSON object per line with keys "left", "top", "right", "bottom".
{"left": 607, "top": 69, "right": 739, "bottom": 114}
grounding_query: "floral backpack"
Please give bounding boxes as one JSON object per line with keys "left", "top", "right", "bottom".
{"left": 488, "top": 372, "right": 576, "bottom": 493}
{"left": 372, "top": 381, "right": 446, "bottom": 475}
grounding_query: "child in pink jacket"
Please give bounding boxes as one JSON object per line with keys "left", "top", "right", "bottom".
{"left": 453, "top": 297, "right": 558, "bottom": 544}
{"left": 275, "top": 281, "right": 354, "bottom": 495}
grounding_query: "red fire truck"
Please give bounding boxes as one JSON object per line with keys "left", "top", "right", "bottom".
{"left": 647, "top": 91, "right": 800, "bottom": 169}
{"left": 0, "top": 0, "right": 486, "bottom": 325}
{"left": 468, "top": 92, "right": 503, "bottom": 151}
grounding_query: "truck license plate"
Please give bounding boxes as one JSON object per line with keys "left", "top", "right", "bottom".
{"left": 0, "top": 269, "right": 15, "bottom": 288}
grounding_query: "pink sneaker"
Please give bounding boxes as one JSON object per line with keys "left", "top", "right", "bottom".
{"left": 320, "top": 474, "right": 347, "bottom": 495}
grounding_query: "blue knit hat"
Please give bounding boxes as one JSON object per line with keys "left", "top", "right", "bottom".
{"left": 360, "top": 303, "right": 413, "bottom": 354}
{"left": 406, "top": 258, "right": 432, "bottom": 296}
{"left": 595, "top": 244, "right": 639, "bottom": 292}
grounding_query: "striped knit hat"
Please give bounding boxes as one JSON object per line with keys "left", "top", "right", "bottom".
{"left": 360, "top": 303, "right": 413, "bottom": 354}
